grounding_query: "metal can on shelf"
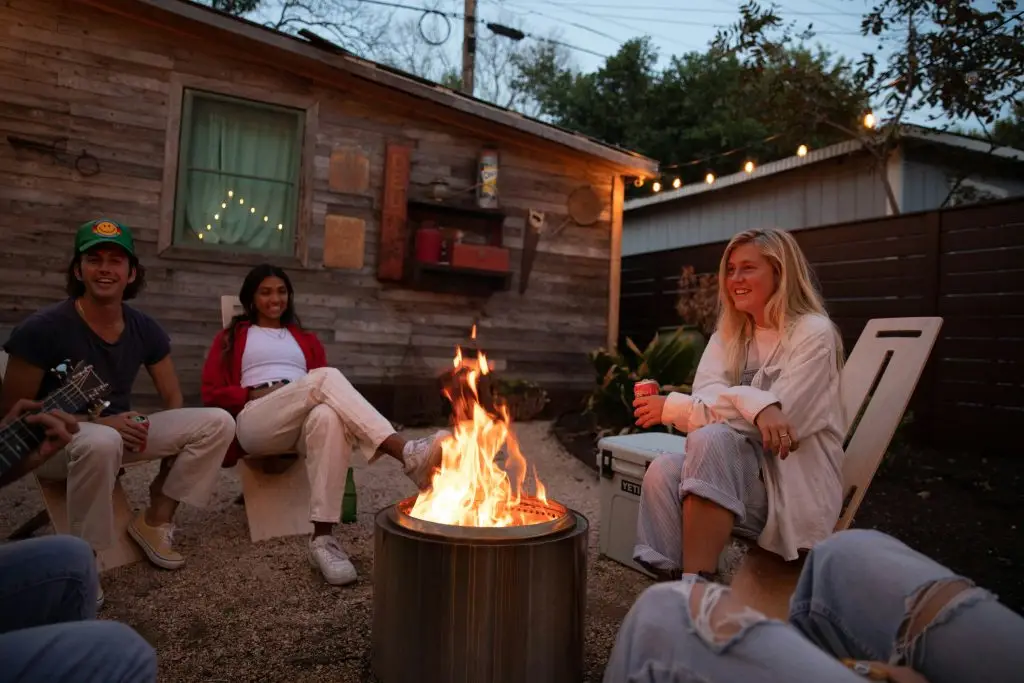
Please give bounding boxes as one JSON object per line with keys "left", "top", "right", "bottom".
{"left": 634, "top": 379, "right": 659, "bottom": 399}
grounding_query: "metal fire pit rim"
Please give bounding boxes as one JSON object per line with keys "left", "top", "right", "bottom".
{"left": 390, "top": 495, "right": 573, "bottom": 540}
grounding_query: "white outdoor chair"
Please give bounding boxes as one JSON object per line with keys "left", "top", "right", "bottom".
{"left": 221, "top": 295, "right": 314, "bottom": 542}
{"left": 1, "top": 350, "right": 144, "bottom": 571}
{"left": 730, "top": 316, "right": 943, "bottom": 618}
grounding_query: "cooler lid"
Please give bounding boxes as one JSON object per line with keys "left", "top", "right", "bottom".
{"left": 597, "top": 432, "right": 686, "bottom": 467}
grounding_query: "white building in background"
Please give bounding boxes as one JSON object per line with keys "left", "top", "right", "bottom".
{"left": 623, "top": 125, "right": 1024, "bottom": 256}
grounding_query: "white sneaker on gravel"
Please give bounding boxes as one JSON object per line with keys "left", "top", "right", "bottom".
{"left": 403, "top": 430, "right": 451, "bottom": 490}
{"left": 309, "top": 536, "right": 358, "bottom": 586}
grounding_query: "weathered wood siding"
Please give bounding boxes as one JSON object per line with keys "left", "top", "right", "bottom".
{"left": 0, "top": 0, "right": 615, "bottom": 414}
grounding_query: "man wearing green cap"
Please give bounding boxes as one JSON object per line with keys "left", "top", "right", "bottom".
{"left": 1, "top": 219, "right": 236, "bottom": 606}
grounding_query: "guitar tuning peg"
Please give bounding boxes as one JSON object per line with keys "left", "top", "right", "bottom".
{"left": 89, "top": 401, "right": 110, "bottom": 419}
{"left": 52, "top": 361, "right": 70, "bottom": 379}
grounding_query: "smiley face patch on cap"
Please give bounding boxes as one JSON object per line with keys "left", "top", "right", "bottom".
{"left": 92, "top": 221, "right": 122, "bottom": 237}
{"left": 75, "top": 218, "right": 136, "bottom": 256}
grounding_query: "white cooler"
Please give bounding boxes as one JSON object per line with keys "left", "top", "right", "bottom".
{"left": 596, "top": 432, "right": 686, "bottom": 577}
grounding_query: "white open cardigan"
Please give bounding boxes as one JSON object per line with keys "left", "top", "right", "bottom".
{"left": 661, "top": 313, "right": 846, "bottom": 560}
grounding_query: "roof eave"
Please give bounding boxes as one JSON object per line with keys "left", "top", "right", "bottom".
{"left": 81, "top": 0, "right": 659, "bottom": 177}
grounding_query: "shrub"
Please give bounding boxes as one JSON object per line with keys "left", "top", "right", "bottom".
{"left": 585, "top": 329, "right": 703, "bottom": 436}
{"left": 676, "top": 265, "right": 719, "bottom": 338}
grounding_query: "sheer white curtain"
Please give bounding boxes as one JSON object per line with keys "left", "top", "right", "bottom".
{"left": 180, "top": 94, "right": 300, "bottom": 253}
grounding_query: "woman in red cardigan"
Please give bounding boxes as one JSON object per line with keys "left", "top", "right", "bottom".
{"left": 201, "top": 264, "right": 448, "bottom": 586}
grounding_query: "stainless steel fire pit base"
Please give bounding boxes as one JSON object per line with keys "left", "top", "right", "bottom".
{"left": 372, "top": 502, "right": 589, "bottom": 683}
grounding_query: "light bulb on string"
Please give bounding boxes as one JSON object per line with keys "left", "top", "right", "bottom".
{"left": 797, "top": 144, "right": 808, "bottom": 157}
{"left": 863, "top": 112, "right": 876, "bottom": 129}
{"left": 744, "top": 161, "right": 755, "bottom": 174}
{"left": 221, "top": 202, "right": 227, "bottom": 209}
{"left": 239, "top": 198, "right": 244, "bottom": 205}
{"left": 652, "top": 180, "right": 662, "bottom": 193}
{"left": 634, "top": 177, "right": 644, "bottom": 188}
{"left": 206, "top": 224, "right": 212, "bottom": 231}
{"left": 250, "top": 207, "right": 256, "bottom": 214}
{"left": 705, "top": 172, "right": 715, "bottom": 185}
{"left": 277, "top": 224, "right": 284, "bottom": 231}
{"left": 214, "top": 213, "right": 220, "bottom": 220}
{"left": 197, "top": 232, "right": 204, "bottom": 240}
{"left": 672, "top": 177, "right": 682, "bottom": 189}
{"left": 263, "top": 216, "right": 268, "bottom": 222}
{"left": 228, "top": 190, "right": 234, "bottom": 198}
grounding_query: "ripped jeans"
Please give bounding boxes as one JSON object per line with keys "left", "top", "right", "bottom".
{"left": 604, "top": 529, "right": 1024, "bottom": 682}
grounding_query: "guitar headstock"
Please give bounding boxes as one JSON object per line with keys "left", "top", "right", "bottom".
{"left": 50, "top": 361, "right": 111, "bottom": 417}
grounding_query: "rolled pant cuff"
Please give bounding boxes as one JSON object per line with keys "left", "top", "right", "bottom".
{"left": 680, "top": 478, "right": 745, "bottom": 519}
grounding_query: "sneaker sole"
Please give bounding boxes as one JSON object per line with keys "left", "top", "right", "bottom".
{"left": 127, "top": 523, "right": 185, "bottom": 570}
{"left": 308, "top": 554, "right": 358, "bottom": 586}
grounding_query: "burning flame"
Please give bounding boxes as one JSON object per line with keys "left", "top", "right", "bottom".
{"left": 409, "top": 343, "right": 547, "bottom": 527}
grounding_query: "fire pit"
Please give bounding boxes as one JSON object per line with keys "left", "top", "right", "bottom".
{"left": 371, "top": 336, "right": 590, "bottom": 683}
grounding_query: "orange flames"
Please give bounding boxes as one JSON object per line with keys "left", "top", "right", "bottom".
{"left": 408, "top": 342, "right": 547, "bottom": 527}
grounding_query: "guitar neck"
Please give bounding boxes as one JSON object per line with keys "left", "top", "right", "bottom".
{"left": 0, "top": 389, "right": 83, "bottom": 478}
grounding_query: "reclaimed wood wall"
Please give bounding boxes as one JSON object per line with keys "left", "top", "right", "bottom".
{"left": 0, "top": 0, "right": 617, "bottom": 417}
{"left": 620, "top": 197, "right": 1024, "bottom": 451}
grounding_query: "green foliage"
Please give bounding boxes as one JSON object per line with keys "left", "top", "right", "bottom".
{"left": 585, "top": 329, "right": 704, "bottom": 435}
{"left": 993, "top": 102, "right": 1024, "bottom": 150}
{"left": 715, "top": 0, "right": 1024, "bottom": 126}
{"left": 512, "top": 37, "right": 867, "bottom": 193}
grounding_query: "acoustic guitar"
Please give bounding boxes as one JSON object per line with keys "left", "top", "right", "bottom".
{"left": 0, "top": 360, "right": 110, "bottom": 478}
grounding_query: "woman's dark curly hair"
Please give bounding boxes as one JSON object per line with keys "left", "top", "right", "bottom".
{"left": 223, "top": 263, "right": 303, "bottom": 358}
{"left": 65, "top": 252, "right": 146, "bottom": 300}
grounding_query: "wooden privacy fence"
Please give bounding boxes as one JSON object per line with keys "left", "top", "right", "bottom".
{"left": 619, "top": 197, "right": 1024, "bottom": 450}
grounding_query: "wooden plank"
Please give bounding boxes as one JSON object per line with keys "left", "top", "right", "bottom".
{"left": 938, "top": 292, "right": 1024, "bottom": 316}
{"left": 942, "top": 220, "right": 1024, "bottom": 252}
{"left": 941, "top": 269, "right": 1024, "bottom": 295}
{"left": 935, "top": 380, "right": 1024, "bottom": 408}
{"left": 937, "top": 358, "right": 1024, "bottom": 384}
{"left": 940, "top": 201, "right": 1024, "bottom": 233}
{"left": 377, "top": 142, "right": 411, "bottom": 282}
{"left": 941, "top": 245, "right": 1024, "bottom": 274}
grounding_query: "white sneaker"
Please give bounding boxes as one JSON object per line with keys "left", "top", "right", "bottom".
{"left": 403, "top": 430, "right": 451, "bottom": 490}
{"left": 308, "top": 536, "right": 358, "bottom": 586}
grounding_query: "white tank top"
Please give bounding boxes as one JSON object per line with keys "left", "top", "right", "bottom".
{"left": 240, "top": 326, "right": 308, "bottom": 387}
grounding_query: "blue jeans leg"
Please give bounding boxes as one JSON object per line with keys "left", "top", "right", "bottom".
{"left": 0, "top": 536, "right": 97, "bottom": 633}
{"left": 0, "top": 620, "right": 156, "bottom": 683}
{"left": 789, "top": 529, "right": 1024, "bottom": 683}
{"left": 604, "top": 577, "right": 864, "bottom": 683}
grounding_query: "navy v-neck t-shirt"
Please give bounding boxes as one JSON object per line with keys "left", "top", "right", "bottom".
{"left": 3, "top": 298, "right": 171, "bottom": 416}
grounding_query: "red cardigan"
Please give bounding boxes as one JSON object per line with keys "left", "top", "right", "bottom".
{"left": 201, "top": 321, "right": 327, "bottom": 467}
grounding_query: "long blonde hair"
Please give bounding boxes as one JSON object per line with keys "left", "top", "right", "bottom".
{"left": 715, "top": 228, "right": 844, "bottom": 383}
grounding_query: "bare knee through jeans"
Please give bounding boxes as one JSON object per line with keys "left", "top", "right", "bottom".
{"left": 235, "top": 367, "right": 397, "bottom": 525}
{"left": 607, "top": 530, "right": 1024, "bottom": 682}
{"left": 34, "top": 408, "right": 235, "bottom": 552}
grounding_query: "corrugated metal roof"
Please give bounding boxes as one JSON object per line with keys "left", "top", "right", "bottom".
{"left": 625, "top": 126, "right": 1024, "bottom": 213}
{"left": 625, "top": 139, "right": 864, "bottom": 211}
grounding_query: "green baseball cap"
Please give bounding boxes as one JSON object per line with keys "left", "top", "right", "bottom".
{"left": 75, "top": 219, "right": 135, "bottom": 256}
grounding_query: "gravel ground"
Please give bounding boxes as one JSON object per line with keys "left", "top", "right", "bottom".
{"left": 0, "top": 421, "right": 655, "bottom": 682}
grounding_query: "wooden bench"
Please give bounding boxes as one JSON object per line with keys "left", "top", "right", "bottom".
{"left": 221, "top": 295, "right": 314, "bottom": 542}
{"left": 0, "top": 350, "right": 144, "bottom": 571}
{"left": 730, "top": 316, "right": 943, "bottom": 619}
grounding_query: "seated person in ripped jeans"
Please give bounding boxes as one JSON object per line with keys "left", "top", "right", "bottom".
{"left": 0, "top": 399, "right": 156, "bottom": 683}
{"left": 1, "top": 220, "right": 236, "bottom": 606}
{"left": 201, "top": 264, "right": 449, "bottom": 586}
{"left": 604, "top": 529, "right": 1024, "bottom": 683}
{"left": 631, "top": 228, "right": 845, "bottom": 580}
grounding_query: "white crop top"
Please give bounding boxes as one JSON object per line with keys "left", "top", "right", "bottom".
{"left": 240, "top": 326, "right": 308, "bottom": 387}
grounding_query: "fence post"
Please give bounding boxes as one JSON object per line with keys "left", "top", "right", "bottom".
{"left": 917, "top": 210, "right": 942, "bottom": 444}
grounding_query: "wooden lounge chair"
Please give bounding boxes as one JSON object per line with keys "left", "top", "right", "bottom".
{"left": 221, "top": 295, "right": 314, "bottom": 542}
{"left": 730, "top": 316, "right": 943, "bottom": 619}
{"left": 1, "top": 350, "right": 144, "bottom": 571}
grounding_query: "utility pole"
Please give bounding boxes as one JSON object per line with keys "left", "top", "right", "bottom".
{"left": 461, "top": 0, "right": 476, "bottom": 96}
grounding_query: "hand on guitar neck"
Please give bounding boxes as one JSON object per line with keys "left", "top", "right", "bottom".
{"left": 0, "top": 360, "right": 110, "bottom": 489}
{"left": 0, "top": 400, "right": 79, "bottom": 489}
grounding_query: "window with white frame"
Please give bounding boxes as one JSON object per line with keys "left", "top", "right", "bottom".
{"left": 172, "top": 89, "right": 304, "bottom": 255}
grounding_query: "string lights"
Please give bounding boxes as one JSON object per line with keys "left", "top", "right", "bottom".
{"left": 194, "top": 188, "right": 287, "bottom": 241}
{"left": 640, "top": 112, "right": 877, "bottom": 194}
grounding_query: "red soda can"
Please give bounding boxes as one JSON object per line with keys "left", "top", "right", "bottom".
{"left": 634, "top": 379, "right": 659, "bottom": 399}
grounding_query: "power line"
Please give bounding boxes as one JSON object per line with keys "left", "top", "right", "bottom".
{"left": 508, "top": 1, "right": 861, "bottom": 17}
{"left": 344, "top": 0, "right": 609, "bottom": 57}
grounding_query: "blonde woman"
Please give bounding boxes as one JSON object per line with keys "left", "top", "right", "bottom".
{"left": 631, "top": 228, "right": 845, "bottom": 580}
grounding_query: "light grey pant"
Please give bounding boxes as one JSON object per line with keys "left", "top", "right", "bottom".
{"left": 634, "top": 423, "right": 768, "bottom": 574}
{"left": 605, "top": 529, "right": 1024, "bottom": 682}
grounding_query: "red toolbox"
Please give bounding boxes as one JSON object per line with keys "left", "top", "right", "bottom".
{"left": 450, "top": 243, "right": 510, "bottom": 273}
